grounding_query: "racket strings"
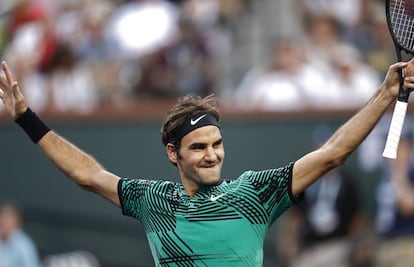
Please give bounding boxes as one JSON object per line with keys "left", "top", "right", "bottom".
{"left": 390, "top": 0, "right": 414, "bottom": 50}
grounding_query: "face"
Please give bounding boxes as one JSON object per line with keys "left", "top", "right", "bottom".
{"left": 168, "top": 125, "right": 224, "bottom": 195}
{"left": 0, "top": 208, "right": 20, "bottom": 240}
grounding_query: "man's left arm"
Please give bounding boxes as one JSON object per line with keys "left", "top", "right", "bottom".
{"left": 292, "top": 60, "right": 414, "bottom": 196}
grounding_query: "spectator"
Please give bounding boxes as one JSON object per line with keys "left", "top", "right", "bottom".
{"left": 1, "top": 2, "right": 58, "bottom": 113}
{"left": 49, "top": 44, "right": 99, "bottom": 114}
{"left": 325, "top": 43, "right": 381, "bottom": 109}
{"left": 375, "top": 132, "right": 414, "bottom": 267}
{"left": 345, "top": 1, "right": 395, "bottom": 79}
{"left": 0, "top": 203, "right": 41, "bottom": 267}
{"left": 300, "top": 0, "right": 362, "bottom": 29}
{"left": 134, "top": 18, "right": 217, "bottom": 98}
{"left": 5, "top": 0, "right": 49, "bottom": 38}
{"left": 302, "top": 14, "right": 342, "bottom": 74}
{"left": 235, "top": 38, "right": 328, "bottom": 111}
{"left": 277, "top": 125, "right": 366, "bottom": 267}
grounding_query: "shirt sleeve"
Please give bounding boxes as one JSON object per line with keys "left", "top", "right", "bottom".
{"left": 118, "top": 178, "right": 156, "bottom": 221}
{"left": 247, "top": 161, "right": 304, "bottom": 224}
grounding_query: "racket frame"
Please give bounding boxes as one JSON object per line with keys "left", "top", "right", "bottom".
{"left": 383, "top": 0, "right": 414, "bottom": 159}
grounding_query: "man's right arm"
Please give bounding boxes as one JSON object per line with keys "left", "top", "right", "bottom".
{"left": 0, "top": 61, "right": 121, "bottom": 207}
{"left": 38, "top": 131, "right": 121, "bottom": 207}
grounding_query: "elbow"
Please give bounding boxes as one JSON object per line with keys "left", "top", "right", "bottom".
{"left": 78, "top": 182, "right": 94, "bottom": 192}
{"left": 320, "top": 145, "right": 352, "bottom": 169}
{"left": 64, "top": 169, "right": 101, "bottom": 192}
{"left": 74, "top": 175, "right": 94, "bottom": 191}
{"left": 330, "top": 152, "right": 349, "bottom": 167}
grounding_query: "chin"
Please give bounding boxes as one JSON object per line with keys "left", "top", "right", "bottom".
{"left": 198, "top": 166, "right": 222, "bottom": 185}
{"left": 201, "top": 176, "right": 221, "bottom": 186}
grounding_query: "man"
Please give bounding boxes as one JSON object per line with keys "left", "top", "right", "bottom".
{"left": 0, "top": 59, "right": 414, "bottom": 266}
{"left": 277, "top": 125, "right": 365, "bottom": 267}
{"left": 0, "top": 203, "right": 41, "bottom": 267}
{"left": 375, "top": 132, "right": 414, "bottom": 267}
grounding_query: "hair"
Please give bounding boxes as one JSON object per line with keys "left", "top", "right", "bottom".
{"left": 161, "top": 94, "right": 221, "bottom": 148}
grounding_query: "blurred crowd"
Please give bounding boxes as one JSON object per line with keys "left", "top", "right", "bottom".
{"left": 0, "top": 0, "right": 398, "bottom": 115}
{"left": 0, "top": 0, "right": 246, "bottom": 115}
{"left": 233, "top": 0, "right": 393, "bottom": 111}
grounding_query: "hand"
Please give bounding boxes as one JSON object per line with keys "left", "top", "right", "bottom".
{"left": 382, "top": 59, "right": 414, "bottom": 98}
{"left": 0, "top": 61, "right": 27, "bottom": 119}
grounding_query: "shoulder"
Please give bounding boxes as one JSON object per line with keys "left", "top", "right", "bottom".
{"left": 118, "top": 178, "right": 179, "bottom": 200}
{"left": 238, "top": 162, "right": 294, "bottom": 182}
{"left": 118, "top": 179, "right": 180, "bottom": 217}
{"left": 119, "top": 178, "right": 177, "bottom": 190}
{"left": 10, "top": 230, "right": 37, "bottom": 248}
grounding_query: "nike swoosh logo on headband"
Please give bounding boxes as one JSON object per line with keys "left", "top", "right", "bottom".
{"left": 190, "top": 114, "right": 207, "bottom": 125}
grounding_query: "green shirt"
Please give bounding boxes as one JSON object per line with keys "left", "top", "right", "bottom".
{"left": 118, "top": 162, "right": 302, "bottom": 266}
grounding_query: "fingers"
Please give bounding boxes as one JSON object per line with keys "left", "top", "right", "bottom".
{"left": 0, "top": 61, "right": 23, "bottom": 98}
{"left": 0, "top": 61, "right": 12, "bottom": 90}
{"left": 0, "top": 62, "right": 27, "bottom": 116}
{"left": 390, "top": 61, "right": 409, "bottom": 72}
{"left": 0, "top": 61, "right": 19, "bottom": 95}
{"left": 1, "top": 61, "right": 15, "bottom": 86}
{"left": 0, "top": 72, "right": 8, "bottom": 90}
{"left": 404, "top": 76, "right": 414, "bottom": 91}
{"left": 11, "top": 81, "right": 24, "bottom": 102}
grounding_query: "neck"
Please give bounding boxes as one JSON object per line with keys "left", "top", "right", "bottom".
{"left": 181, "top": 180, "right": 200, "bottom": 197}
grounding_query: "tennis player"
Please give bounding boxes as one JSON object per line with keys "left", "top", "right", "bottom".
{"left": 1, "top": 59, "right": 414, "bottom": 266}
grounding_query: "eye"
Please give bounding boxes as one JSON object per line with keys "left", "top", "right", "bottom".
{"left": 213, "top": 139, "right": 223, "bottom": 148}
{"left": 190, "top": 143, "right": 206, "bottom": 150}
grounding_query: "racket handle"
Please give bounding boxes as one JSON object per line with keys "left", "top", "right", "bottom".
{"left": 382, "top": 100, "right": 408, "bottom": 159}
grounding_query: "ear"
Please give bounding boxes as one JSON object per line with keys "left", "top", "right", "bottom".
{"left": 166, "top": 143, "right": 178, "bottom": 164}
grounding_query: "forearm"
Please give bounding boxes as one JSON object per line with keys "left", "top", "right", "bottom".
{"left": 14, "top": 108, "right": 106, "bottom": 188}
{"left": 0, "top": 62, "right": 120, "bottom": 205}
{"left": 38, "top": 130, "right": 106, "bottom": 189}
{"left": 292, "top": 86, "right": 395, "bottom": 195}
{"left": 23, "top": 123, "right": 121, "bottom": 206}
{"left": 323, "top": 85, "right": 394, "bottom": 166}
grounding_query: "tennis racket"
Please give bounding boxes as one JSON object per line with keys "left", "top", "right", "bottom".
{"left": 382, "top": 0, "right": 414, "bottom": 159}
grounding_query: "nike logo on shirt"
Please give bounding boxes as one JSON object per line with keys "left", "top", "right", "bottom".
{"left": 210, "top": 180, "right": 242, "bottom": 202}
{"left": 190, "top": 114, "right": 207, "bottom": 125}
{"left": 210, "top": 193, "right": 228, "bottom": 201}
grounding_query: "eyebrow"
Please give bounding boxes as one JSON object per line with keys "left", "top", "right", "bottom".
{"left": 189, "top": 138, "right": 223, "bottom": 149}
{"left": 213, "top": 138, "right": 223, "bottom": 145}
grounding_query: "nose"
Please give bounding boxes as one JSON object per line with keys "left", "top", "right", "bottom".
{"left": 204, "top": 146, "right": 218, "bottom": 162}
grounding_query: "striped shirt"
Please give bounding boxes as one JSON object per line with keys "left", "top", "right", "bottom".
{"left": 118, "top": 162, "right": 302, "bottom": 266}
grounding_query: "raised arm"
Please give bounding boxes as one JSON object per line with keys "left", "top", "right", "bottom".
{"left": 291, "top": 60, "right": 414, "bottom": 196}
{"left": 0, "top": 61, "right": 121, "bottom": 207}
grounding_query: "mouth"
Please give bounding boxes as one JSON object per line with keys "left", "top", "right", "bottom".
{"left": 201, "top": 164, "right": 218, "bottom": 169}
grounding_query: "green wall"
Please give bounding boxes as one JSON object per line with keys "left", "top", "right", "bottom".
{"left": 0, "top": 116, "right": 373, "bottom": 267}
